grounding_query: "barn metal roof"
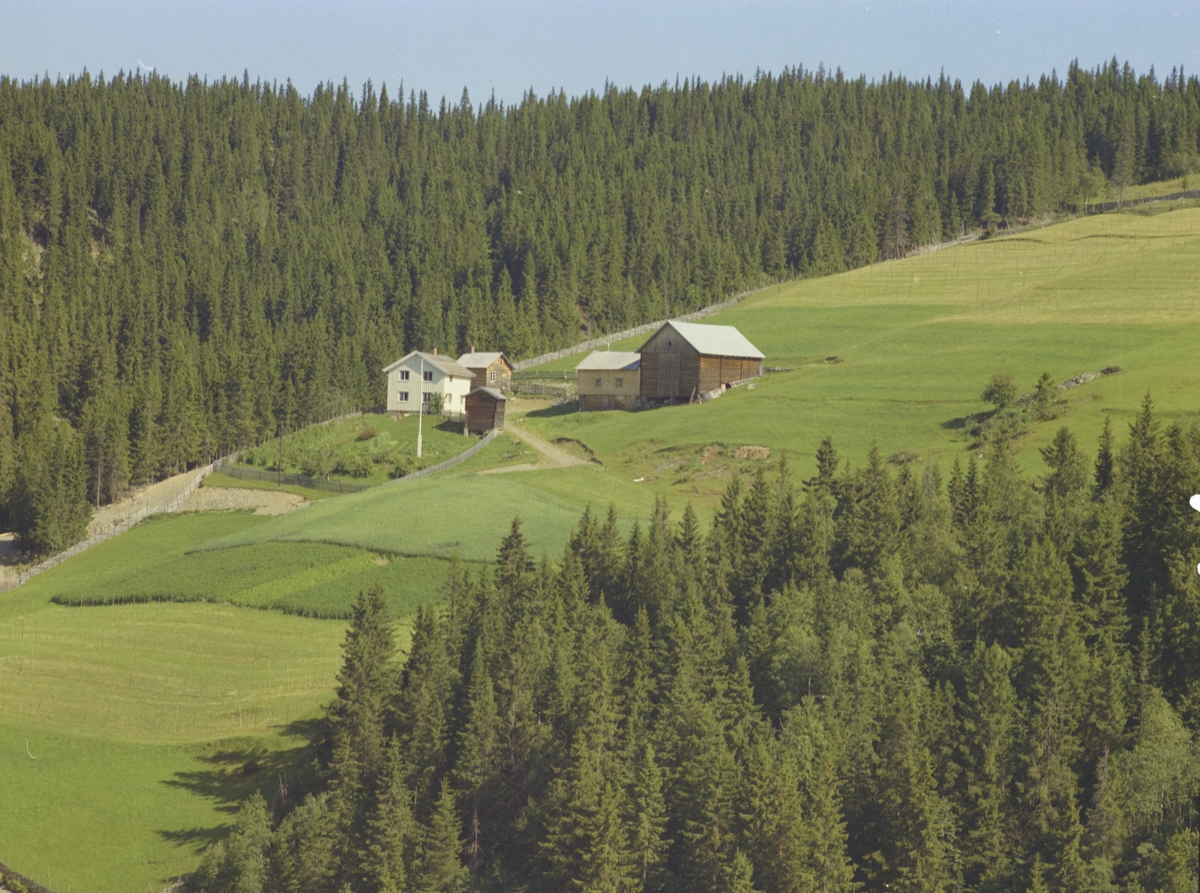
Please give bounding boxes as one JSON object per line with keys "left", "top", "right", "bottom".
{"left": 575, "top": 350, "right": 642, "bottom": 371}
{"left": 468, "top": 387, "right": 507, "bottom": 401}
{"left": 645, "top": 320, "right": 765, "bottom": 359}
{"left": 382, "top": 351, "right": 476, "bottom": 379}
{"left": 457, "top": 351, "right": 513, "bottom": 370}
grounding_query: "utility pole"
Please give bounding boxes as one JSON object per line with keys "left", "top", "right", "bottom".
{"left": 417, "top": 355, "right": 424, "bottom": 458}
{"left": 278, "top": 422, "right": 284, "bottom": 488}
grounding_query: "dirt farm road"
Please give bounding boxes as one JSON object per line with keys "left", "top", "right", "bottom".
{"left": 478, "top": 421, "right": 590, "bottom": 474}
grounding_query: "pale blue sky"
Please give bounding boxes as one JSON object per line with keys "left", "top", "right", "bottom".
{"left": 4, "top": 0, "right": 1198, "bottom": 102}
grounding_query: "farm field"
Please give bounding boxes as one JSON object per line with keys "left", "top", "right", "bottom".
{"left": 23, "top": 512, "right": 455, "bottom": 619}
{"left": 202, "top": 471, "right": 339, "bottom": 501}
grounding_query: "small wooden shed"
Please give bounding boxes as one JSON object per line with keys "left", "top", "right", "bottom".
{"left": 575, "top": 350, "right": 642, "bottom": 411}
{"left": 638, "top": 320, "right": 764, "bottom": 403}
{"left": 464, "top": 387, "right": 507, "bottom": 434}
{"left": 457, "top": 351, "right": 514, "bottom": 391}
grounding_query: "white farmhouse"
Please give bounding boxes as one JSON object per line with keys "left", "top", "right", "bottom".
{"left": 383, "top": 350, "right": 476, "bottom": 418}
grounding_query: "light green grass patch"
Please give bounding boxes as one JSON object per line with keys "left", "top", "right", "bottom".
{"left": 0, "top": 590, "right": 346, "bottom": 891}
{"left": 0, "top": 716, "right": 318, "bottom": 893}
{"left": 1117, "top": 175, "right": 1194, "bottom": 200}
{"left": 195, "top": 472, "right": 588, "bottom": 563}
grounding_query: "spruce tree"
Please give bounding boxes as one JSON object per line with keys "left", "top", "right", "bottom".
{"left": 410, "top": 783, "right": 467, "bottom": 893}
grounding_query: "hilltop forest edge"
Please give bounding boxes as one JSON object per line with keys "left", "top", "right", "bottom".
{"left": 193, "top": 405, "right": 1200, "bottom": 893}
{"left": 1, "top": 59, "right": 1199, "bottom": 551}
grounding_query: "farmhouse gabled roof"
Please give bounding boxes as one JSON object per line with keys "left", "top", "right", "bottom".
{"left": 575, "top": 350, "right": 642, "bottom": 372}
{"left": 382, "top": 351, "right": 475, "bottom": 379}
{"left": 468, "top": 386, "right": 507, "bottom": 401}
{"left": 644, "top": 320, "right": 765, "bottom": 359}
{"left": 457, "top": 351, "right": 513, "bottom": 370}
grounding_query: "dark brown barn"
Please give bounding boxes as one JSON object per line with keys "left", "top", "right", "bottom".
{"left": 638, "top": 320, "right": 764, "bottom": 403}
{"left": 464, "top": 387, "right": 507, "bottom": 434}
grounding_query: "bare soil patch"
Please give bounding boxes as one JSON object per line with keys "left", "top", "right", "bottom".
{"left": 732, "top": 445, "right": 771, "bottom": 460}
{"left": 179, "top": 487, "right": 309, "bottom": 515}
{"left": 87, "top": 466, "right": 208, "bottom": 537}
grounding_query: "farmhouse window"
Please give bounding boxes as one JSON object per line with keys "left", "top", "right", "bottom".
{"left": 489, "top": 371, "right": 496, "bottom": 382}
{"left": 423, "top": 370, "right": 434, "bottom": 382}
{"left": 400, "top": 370, "right": 410, "bottom": 381}
{"left": 398, "top": 391, "right": 409, "bottom": 402}
{"left": 423, "top": 392, "right": 432, "bottom": 403}
{"left": 595, "top": 378, "right": 602, "bottom": 387}
{"left": 616, "top": 378, "right": 623, "bottom": 388}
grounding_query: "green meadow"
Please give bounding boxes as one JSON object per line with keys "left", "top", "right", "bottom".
{"left": 0, "top": 513, "right": 451, "bottom": 893}
{"left": 195, "top": 472, "right": 590, "bottom": 563}
{"left": 0, "top": 588, "right": 347, "bottom": 893}
{"left": 3, "top": 205, "right": 1200, "bottom": 892}
{"left": 29, "top": 512, "right": 455, "bottom": 620}
{"left": 525, "top": 207, "right": 1200, "bottom": 485}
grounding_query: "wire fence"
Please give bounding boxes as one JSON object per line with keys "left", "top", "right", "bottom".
{"left": 511, "top": 281, "right": 780, "bottom": 371}
{"left": 511, "top": 382, "right": 570, "bottom": 399}
{"left": 1082, "top": 189, "right": 1200, "bottom": 214}
{"left": 511, "top": 369, "right": 576, "bottom": 381}
{"left": 0, "top": 456, "right": 230, "bottom": 595}
{"left": 212, "top": 462, "right": 374, "bottom": 494}
{"left": 388, "top": 429, "right": 497, "bottom": 484}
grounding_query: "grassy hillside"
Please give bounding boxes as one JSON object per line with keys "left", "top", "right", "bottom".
{"left": 0, "top": 512, "right": 452, "bottom": 893}
{"left": 525, "top": 207, "right": 1200, "bottom": 485}
{"left": 195, "top": 471, "right": 591, "bottom": 562}
{"left": 26, "top": 512, "right": 455, "bottom": 619}
{"left": 0, "top": 588, "right": 347, "bottom": 893}
{"left": 186, "top": 207, "right": 1200, "bottom": 560}
{"left": 235, "top": 413, "right": 474, "bottom": 485}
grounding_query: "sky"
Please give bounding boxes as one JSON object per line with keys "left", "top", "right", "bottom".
{"left": 3, "top": 0, "right": 1198, "bottom": 104}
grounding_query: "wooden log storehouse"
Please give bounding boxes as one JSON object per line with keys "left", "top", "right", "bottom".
{"left": 457, "top": 351, "right": 514, "bottom": 391}
{"left": 637, "top": 320, "right": 764, "bottom": 404}
{"left": 464, "top": 387, "right": 507, "bottom": 434}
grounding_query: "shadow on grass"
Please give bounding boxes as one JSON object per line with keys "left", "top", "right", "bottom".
{"left": 525, "top": 401, "right": 580, "bottom": 419}
{"left": 157, "top": 716, "right": 325, "bottom": 854}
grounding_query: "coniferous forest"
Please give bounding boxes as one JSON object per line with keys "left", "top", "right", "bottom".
{"left": 193, "top": 408, "right": 1200, "bottom": 893}
{"left": 2, "top": 61, "right": 1200, "bottom": 550}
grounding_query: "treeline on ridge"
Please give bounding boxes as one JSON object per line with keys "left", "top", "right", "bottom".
{"left": 194, "top": 398, "right": 1200, "bottom": 893}
{"left": 1, "top": 60, "right": 1199, "bottom": 550}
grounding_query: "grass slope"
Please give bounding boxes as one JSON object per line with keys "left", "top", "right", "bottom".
{"left": 195, "top": 471, "right": 589, "bottom": 562}
{"left": 27, "top": 512, "right": 455, "bottom": 619}
{"left": 0, "top": 719, "right": 313, "bottom": 893}
{"left": 236, "top": 412, "right": 473, "bottom": 485}
{"left": 525, "top": 207, "right": 1200, "bottom": 483}
{"left": 0, "top": 512, "right": 452, "bottom": 892}
{"left": 0, "top": 587, "right": 347, "bottom": 893}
